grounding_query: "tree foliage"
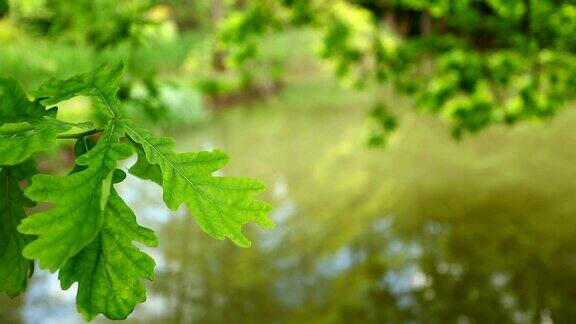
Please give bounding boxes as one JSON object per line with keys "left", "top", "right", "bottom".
{"left": 0, "top": 63, "right": 273, "bottom": 320}
{"left": 11, "top": 0, "right": 160, "bottom": 48}
{"left": 218, "top": 0, "right": 576, "bottom": 143}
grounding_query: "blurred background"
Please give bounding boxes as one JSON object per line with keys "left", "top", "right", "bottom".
{"left": 2, "top": 0, "right": 576, "bottom": 323}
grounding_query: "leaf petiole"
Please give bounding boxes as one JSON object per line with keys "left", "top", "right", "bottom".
{"left": 57, "top": 128, "right": 104, "bottom": 139}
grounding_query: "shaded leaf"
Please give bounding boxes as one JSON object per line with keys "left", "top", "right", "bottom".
{"left": 128, "top": 141, "right": 162, "bottom": 185}
{"left": 0, "top": 78, "right": 68, "bottom": 165}
{"left": 0, "top": 165, "right": 35, "bottom": 297}
{"left": 0, "top": 78, "right": 47, "bottom": 126}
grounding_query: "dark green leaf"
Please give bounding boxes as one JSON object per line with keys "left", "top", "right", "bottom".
{"left": 0, "top": 166, "right": 35, "bottom": 297}
{"left": 0, "top": 78, "right": 48, "bottom": 126}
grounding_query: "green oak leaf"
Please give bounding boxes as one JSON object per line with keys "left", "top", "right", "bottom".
{"left": 124, "top": 122, "right": 274, "bottom": 247}
{"left": 33, "top": 63, "right": 124, "bottom": 118}
{"left": 0, "top": 78, "right": 68, "bottom": 165}
{"left": 18, "top": 121, "right": 133, "bottom": 271}
{"left": 59, "top": 190, "right": 157, "bottom": 320}
{"left": 0, "top": 165, "right": 35, "bottom": 297}
{"left": 128, "top": 141, "right": 162, "bottom": 185}
{"left": 0, "top": 118, "right": 71, "bottom": 166}
{"left": 0, "top": 78, "right": 47, "bottom": 125}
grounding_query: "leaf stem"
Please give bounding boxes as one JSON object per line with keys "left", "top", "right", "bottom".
{"left": 57, "top": 128, "right": 104, "bottom": 139}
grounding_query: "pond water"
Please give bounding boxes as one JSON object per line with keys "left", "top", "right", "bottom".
{"left": 2, "top": 73, "right": 576, "bottom": 323}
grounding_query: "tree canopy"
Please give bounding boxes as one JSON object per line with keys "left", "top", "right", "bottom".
{"left": 218, "top": 0, "right": 576, "bottom": 143}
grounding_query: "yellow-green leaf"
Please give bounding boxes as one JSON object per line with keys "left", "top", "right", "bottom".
{"left": 0, "top": 118, "right": 71, "bottom": 166}
{"left": 18, "top": 121, "right": 133, "bottom": 271}
{"left": 125, "top": 122, "right": 274, "bottom": 247}
{"left": 33, "top": 63, "right": 124, "bottom": 119}
{"left": 59, "top": 190, "right": 157, "bottom": 320}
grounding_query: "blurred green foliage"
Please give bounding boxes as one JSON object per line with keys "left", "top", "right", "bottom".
{"left": 218, "top": 0, "right": 576, "bottom": 144}
{"left": 4, "top": 0, "right": 576, "bottom": 139}
{"left": 127, "top": 64, "right": 576, "bottom": 323}
{"left": 1, "top": 0, "right": 208, "bottom": 126}
{"left": 0, "top": 0, "right": 8, "bottom": 18}
{"left": 10, "top": 0, "right": 161, "bottom": 47}
{"left": 1, "top": 1, "right": 576, "bottom": 322}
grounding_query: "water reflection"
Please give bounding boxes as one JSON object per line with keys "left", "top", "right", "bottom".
{"left": 2, "top": 77, "right": 576, "bottom": 323}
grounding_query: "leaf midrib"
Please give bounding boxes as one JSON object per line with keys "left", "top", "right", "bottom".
{"left": 58, "top": 122, "right": 116, "bottom": 269}
{"left": 124, "top": 124, "right": 228, "bottom": 226}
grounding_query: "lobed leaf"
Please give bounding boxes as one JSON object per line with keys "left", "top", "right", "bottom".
{"left": 124, "top": 122, "right": 274, "bottom": 247}
{"left": 0, "top": 118, "right": 71, "bottom": 166}
{"left": 0, "top": 78, "right": 47, "bottom": 125}
{"left": 59, "top": 190, "right": 157, "bottom": 320}
{"left": 0, "top": 165, "right": 35, "bottom": 297}
{"left": 0, "top": 78, "right": 69, "bottom": 165}
{"left": 1, "top": 62, "right": 274, "bottom": 320}
{"left": 33, "top": 63, "right": 124, "bottom": 118}
{"left": 18, "top": 121, "right": 133, "bottom": 271}
{"left": 128, "top": 142, "right": 163, "bottom": 185}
